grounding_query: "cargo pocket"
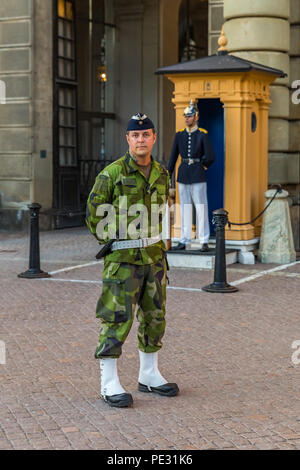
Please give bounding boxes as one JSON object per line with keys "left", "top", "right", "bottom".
{"left": 96, "top": 278, "right": 129, "bottom": 323}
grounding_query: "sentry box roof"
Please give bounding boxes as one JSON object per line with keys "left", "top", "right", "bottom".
{"left": 156, "top": 52, "right": 286, "bottom": 78}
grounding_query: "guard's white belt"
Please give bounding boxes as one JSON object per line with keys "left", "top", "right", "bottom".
{"left": 111, "top": 236, "right": 160, "bottom": 251}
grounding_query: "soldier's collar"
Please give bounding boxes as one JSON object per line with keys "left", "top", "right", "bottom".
{"left": 186, "top": 125, "right": 198, "bottom": 134}
{"left": 129, "top": 150, "right": 138, "bottom": 163}
{"left": 124, "top": 152, "right": 136, "bottom": 173}
{"left": 126, "top": 151, "right": 153, "bottom": 173}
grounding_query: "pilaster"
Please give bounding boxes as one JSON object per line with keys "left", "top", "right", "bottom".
{"left": 0, "top": 0, "right": 33, "bottom": 211}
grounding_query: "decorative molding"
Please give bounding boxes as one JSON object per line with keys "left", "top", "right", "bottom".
{"left": 168, "top": 74, "right": 272, "bottom": 106}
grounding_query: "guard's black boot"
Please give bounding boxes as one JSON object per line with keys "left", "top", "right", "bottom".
{"left": 171, "top": 242, "right": 185, "bottom": 251}
{"left": 199, "top": 243, "right": 209, "bottom": 252}
{"left": 103, "top": 393, "right": 133, "bottom": 408}
{"left": 100, "top": 358, "right": 133, "bottom": 408}
{"left": 138, "top": 382, "right": 179, "bottom": 397}
{"left": 138, "top": 351, "right": 179, "bottom": 397}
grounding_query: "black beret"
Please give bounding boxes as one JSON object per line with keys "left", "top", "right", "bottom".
{"left": 127, "top": 113, "right": 155, "bottom": 132}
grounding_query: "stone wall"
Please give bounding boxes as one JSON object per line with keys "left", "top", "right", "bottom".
{"left": 0, "top": 0, "right": 33, "bottom": 229}
{"left": 110, "top": 0, "right": 182, "bottom": 164}
{"left": 223, "top": 0, "right": 299, "bottom": 250}
{"left": 288, "top": 0, "right": 300, "bottom": 251}
{"left": 112, "top": 0, "right": 160, "bottom": 158}
{"left": 0, "top": 0, "right": 53, "bottom": 231}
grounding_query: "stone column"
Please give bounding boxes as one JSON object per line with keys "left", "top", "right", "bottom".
{"left": 289, "top": 0, "right": 300, "bottom": 251}
{"left": 104, "top": 0, "right": 116, "bottom": 158}
{"left": 258, "top": 189, "right": 296, "bottom": 264}
{"left": 32, "top": 0, "right": 53, "bottom": 223}
{"left": 0, "top": 0, "right": 34, "bottom": 230}
{"left": 114, "top": 0, "right": 144, "bottom": 156}
{"left": 113, "top": 0, "right": 160, "bottom": 158}
{"left": 0, "top": 0, "right": 53, "bottom": 231}
{"left": 158, "top": 0, "right": 181, "bottom": 165}
{"left": 223, "top": 0, "right": 291, "bottom": 200}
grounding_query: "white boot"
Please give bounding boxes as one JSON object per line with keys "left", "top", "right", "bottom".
{"left": 138, "top": 351, "right": 168, "bottom": 388}
{"left": 100, "top": 358, "right": 133, "bottom": 407}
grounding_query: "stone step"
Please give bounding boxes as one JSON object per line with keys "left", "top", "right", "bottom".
{"left": 166, "top": 249, "right": 238, "bottom": 269}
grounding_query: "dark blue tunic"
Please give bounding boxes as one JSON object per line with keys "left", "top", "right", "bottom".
{"left": 168, "top": 128, "right": 215, "bottom": 184}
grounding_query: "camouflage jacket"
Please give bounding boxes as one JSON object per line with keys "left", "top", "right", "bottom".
{"left": 86, "top": 152, "right": 170, "bottom": 265}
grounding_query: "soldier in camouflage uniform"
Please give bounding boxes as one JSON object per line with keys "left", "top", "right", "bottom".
{"left": 86, "top": 113, "right": 179, "bottom": 407}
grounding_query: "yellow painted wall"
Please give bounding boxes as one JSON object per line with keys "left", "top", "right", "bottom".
{"left": 167, "top": 71, "right": 279, "bottom": 241}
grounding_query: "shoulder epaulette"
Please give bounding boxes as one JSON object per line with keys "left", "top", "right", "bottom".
{"left": 178, "top": 128, "right": 185, "bottom": 132}
{"left": 161, "top": 166, "right": 168, "bottom": 176}
{"left": 155, "top": 160, "right": 168, "bottom": 176}
{"left": 199, "top": 127, "right": 208, "bottom": 134}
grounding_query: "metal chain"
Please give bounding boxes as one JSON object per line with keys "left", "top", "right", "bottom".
{"left": 227, "top": 184, "right": 282, "bottom": 228}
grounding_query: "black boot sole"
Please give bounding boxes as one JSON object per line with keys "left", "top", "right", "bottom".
{"left": 102, "top": 393, "right": 133, "bottom": 408}
{"left": 138, "top": 382, "right": 179, "bottom": 397}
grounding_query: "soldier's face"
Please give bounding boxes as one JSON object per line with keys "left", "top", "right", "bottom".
{"left": 126, "top": 130, "right": 157, "bottom": 158}
{"left": 184, "top": 114, "right": 197, "bottom": 127}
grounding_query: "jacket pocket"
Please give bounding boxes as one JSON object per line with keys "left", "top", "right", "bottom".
{"left": 122, "top": 185, "right": 138, "bottom": 195}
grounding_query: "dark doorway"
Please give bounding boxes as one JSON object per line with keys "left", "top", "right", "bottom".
{"left": 197, "top": 98, "right": 225, "bottom": 235}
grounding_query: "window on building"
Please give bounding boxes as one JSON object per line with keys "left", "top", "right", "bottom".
{"left": 56, "top": 0, "right": 78, "bottom": 168}
{"left": 179, "top": 0, "right": 208, "bottom": 62}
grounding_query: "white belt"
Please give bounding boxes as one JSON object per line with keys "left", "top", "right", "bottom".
{"left": 111, "top": 236, "right": 160, "bottom": 251}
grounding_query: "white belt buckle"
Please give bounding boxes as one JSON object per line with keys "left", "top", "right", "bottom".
{"left": 188, "top": 158, "right": 193, "bottom": 165}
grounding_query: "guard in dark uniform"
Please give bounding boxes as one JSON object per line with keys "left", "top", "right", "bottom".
{"left": 168, "top": 100, "right": 215, "bottom": 251}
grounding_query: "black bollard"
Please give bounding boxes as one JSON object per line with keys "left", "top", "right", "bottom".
{"left": 18, "top": 203, "right": 51, "bottom": 279}
{"left": 202, "top": 208, "right": 238, "bottom": 293}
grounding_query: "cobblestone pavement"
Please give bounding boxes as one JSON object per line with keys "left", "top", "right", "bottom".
{"left": 0, "top": 227, "right": 300, "bottom": 450}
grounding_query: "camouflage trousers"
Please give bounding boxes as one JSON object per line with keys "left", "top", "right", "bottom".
{"left": 94, "top": 258, "right": 167, "bottom": 359}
